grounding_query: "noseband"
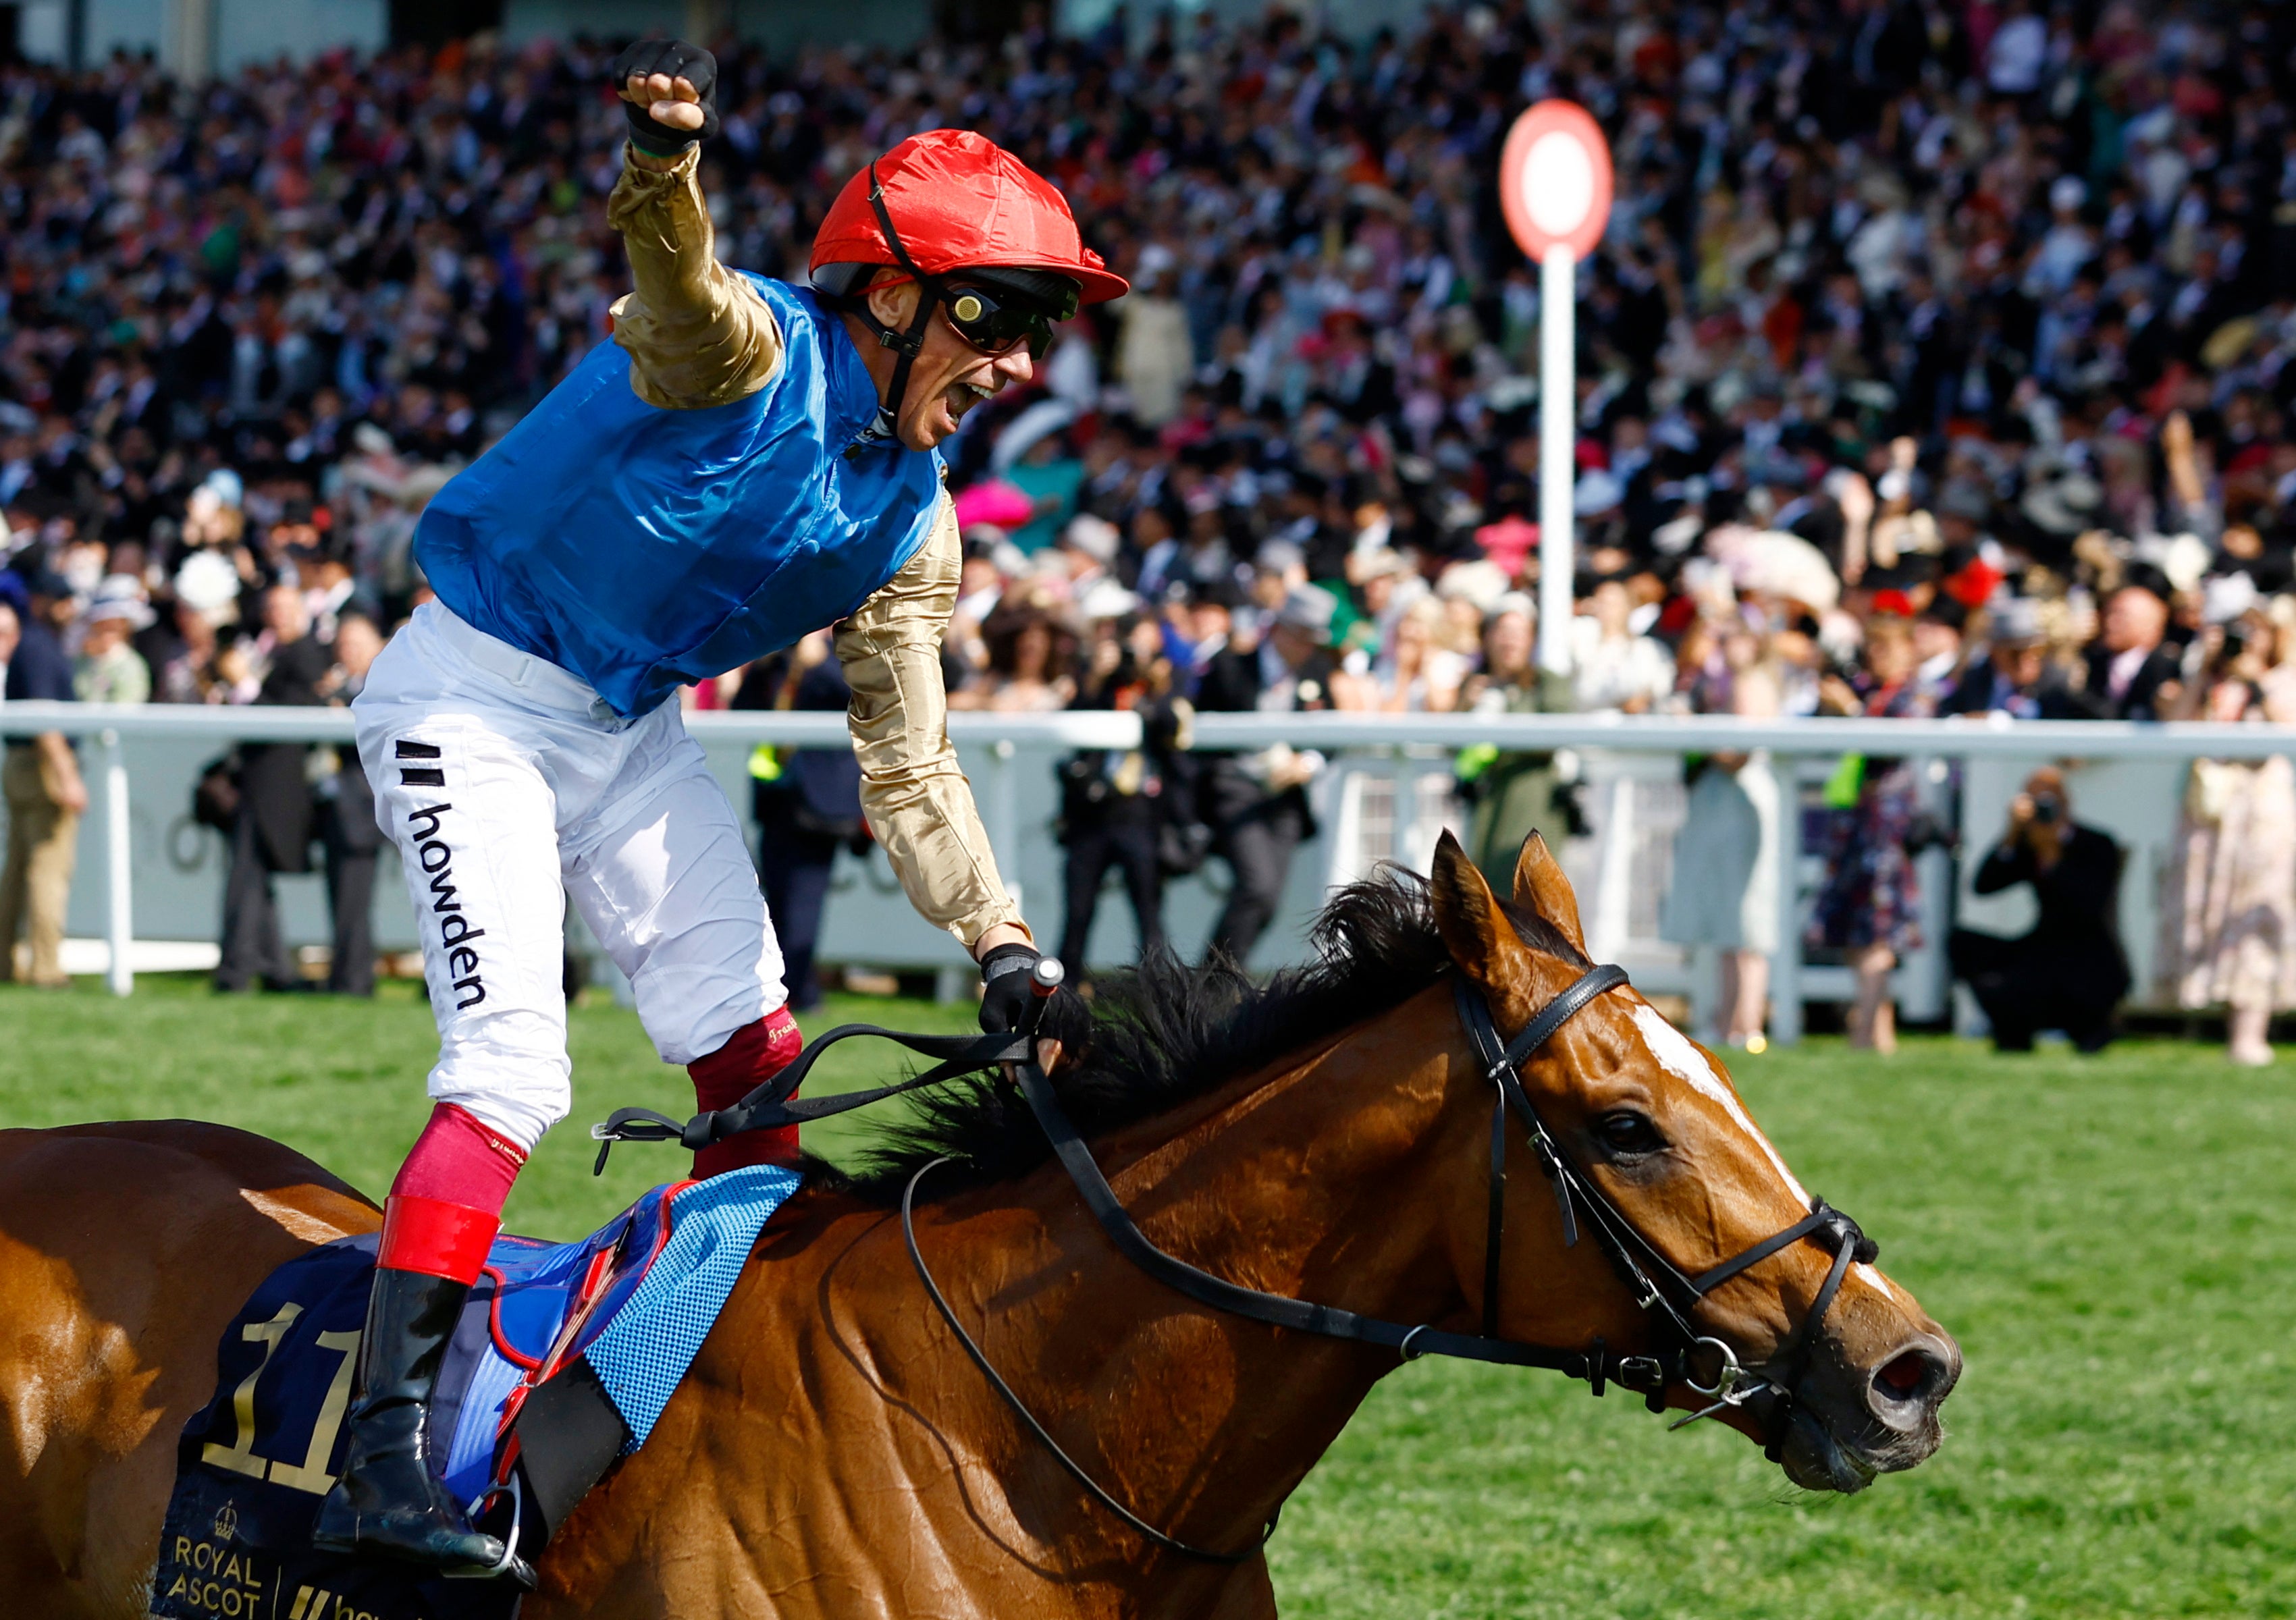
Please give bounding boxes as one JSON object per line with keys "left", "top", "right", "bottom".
{"left": 593, "top": 962, "right": 1877, "bottom": 1565}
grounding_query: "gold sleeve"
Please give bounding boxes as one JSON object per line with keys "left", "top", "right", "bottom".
{"left": 605, "top": 143, "right": 782, "bottom": 408}
{"left": 834, "top": 497, "right": 1028, "bottom": 948}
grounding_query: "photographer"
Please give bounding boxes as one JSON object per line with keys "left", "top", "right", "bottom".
{"left": 1948, "top": 767, "right": 2130, "bottom": 1052}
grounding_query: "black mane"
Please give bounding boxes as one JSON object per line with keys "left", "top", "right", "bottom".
{"left": 828, "top": 865, "right": 1586, "bottom": 1204}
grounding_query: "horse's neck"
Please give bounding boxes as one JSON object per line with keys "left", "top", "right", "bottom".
{"left": 988, "top": 989, "right": 1473, "bottom": 1554}
{"left": 590, "top": 996, "right": 1477, "bottom": 1615}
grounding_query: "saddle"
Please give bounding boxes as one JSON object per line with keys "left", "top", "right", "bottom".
{"left": 151, "top": 1166, "right": 800, "bottom": 1620}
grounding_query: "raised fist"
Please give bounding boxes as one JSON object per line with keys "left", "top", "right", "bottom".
{"left": 610, "top": 39, "right": 720, "bottom": 157}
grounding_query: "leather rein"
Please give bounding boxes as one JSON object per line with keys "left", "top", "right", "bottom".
{"left": 591, "top": 961, "right": 1877, "bottom": 1565}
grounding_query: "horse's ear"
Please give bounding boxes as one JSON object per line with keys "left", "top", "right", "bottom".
{"left": 1431, "top": 830, "right": 1540, "bottom": 1024}
{"left": 1511, "top": 832, "right": 1588, "bottom": 958}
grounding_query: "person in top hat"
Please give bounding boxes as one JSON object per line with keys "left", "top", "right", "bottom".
{"left": 1193, "top": 585, "right": 1342, "bottom": 963}
{"left": 314, "top": 43, "right": 1126, "bottom": 1583}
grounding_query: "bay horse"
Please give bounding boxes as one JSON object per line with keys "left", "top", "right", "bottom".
{"left": 0, "top": 834, "right": 1957, "bottom": 1619}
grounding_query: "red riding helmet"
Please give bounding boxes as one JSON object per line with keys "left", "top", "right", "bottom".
{"left": 809, "top": 128, "right": 1129, "bottom": 306}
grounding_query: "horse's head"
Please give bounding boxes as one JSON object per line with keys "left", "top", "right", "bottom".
{"left": 1426, "top": 830, "right": 1958, "bottom": 1492}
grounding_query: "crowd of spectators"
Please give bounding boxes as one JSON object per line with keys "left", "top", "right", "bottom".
{"left": 3, "top": 3, "right": 2295, "bottom": 1046}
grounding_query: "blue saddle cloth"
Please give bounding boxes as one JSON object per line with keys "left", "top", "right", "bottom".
{"left": 150, "top": 1166, "right": 799, "bottom": 1620}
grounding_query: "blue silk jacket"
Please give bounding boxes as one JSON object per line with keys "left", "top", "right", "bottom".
{"left": 413, "top": 277, "right": 940, "bottom": 718}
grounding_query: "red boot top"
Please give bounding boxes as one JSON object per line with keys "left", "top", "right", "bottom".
{"left": 687, "top": 1007, "right": 805, "bottom": 1178}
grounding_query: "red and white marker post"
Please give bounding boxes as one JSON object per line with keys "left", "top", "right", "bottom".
{"left": 1499, "top": 101, "right": 1613, "bottom": 675}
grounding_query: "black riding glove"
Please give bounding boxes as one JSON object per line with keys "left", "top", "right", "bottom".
{"left": 610, "top": 39, "right": 721, "bottom": 157}
{"left": 978, "top": 942, "right": 1042, "bottom": 1034}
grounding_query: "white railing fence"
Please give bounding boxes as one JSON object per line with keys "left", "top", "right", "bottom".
{"left": 5, "top": 702, "right": 2291, "bottom": 1042}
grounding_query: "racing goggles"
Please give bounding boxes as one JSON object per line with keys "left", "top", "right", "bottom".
{"left": 940, "top": 281, "right": 1067, "bottom": 360}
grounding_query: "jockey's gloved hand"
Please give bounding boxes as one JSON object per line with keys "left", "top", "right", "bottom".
{"left": 977, "top": 942, "right": 1044, "bottom": 1035}
{"left": 611, "top": 39, "right": 720, "bottom": 157}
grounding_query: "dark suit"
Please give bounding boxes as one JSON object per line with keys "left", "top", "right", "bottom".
{"left": 1948, "top": 822, "right": 2129, "bottom": 1051}
{"left": 217, "top": 636, "right": 333, "bottom": 992}
{"left": 1939, "top": 659, "right": 2103, "bottom": 720}
{"left": 318, "top": 745, "right": 379, "bottom": 994}
{"left": 2080, "top": 644, "right": 2180, "bottom": 720}
{"left": 1192, "top": 641, "right": 1338, "bottom": 964}
{"left": 1057, "top": 689, "right": 1189, "bottom": 975}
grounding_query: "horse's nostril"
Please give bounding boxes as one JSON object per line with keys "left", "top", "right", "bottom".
{"left": 1874, "top": 1349, "right": 1932, "bottom": 1401}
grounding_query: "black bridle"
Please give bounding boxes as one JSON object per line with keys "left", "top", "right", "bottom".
{"left": 591, "top": 961, "right": 1877, "bottom": 1564}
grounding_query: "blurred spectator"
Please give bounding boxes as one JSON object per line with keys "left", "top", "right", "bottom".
{"left": 1661, "top": 625, "right": 1784, "bottom": 1049}
{"left": 1057, "top": 614, "right": 1191, "bottom": 981}
{"left": 957, "top": 606, "right": 1075, "bottom": 713}
{"left": 1194, "top": 586, "right": 1339, "bottom": 964}
{"left": 1456, "top": 597, "right": 1576, "bottom": 892}
{"left": 1808, "top": 616, "right": 1935, "bottom": 1053}
{"left": 215, "top": 584, "right": 329, "bottom": 994}
{"left": 1004, "top": 433, "right": 1087, "bottom": 553}
{"left": 1950, "top": 767, "right": 2130, "bottom": 1054}
{"left": 1942, "top": 599, "right": 2093, "bottom": 718}
{"left": 2085, "top": 581, "right": 2180, "bottom": 720}
{"left": 2157, "top": 615, "right": 2296, "bottom": 1066}
{"left": 0, "top": 571, "right": 86, "bottom": 988}
{"left": 1115, "top": 248, "right": 1192, "bottom": 427}
{"left": 1570, "top": 578, "right": 1674, "bottom": 713}
{"left": 74, "top": 586, "right": 154, "bottom": 705}
{"left": 735, "top": 630, "right": 865, "bottom": 1013}
{"left": 315, "top": 612, "right": 383, "bottom": 996}
{"left": 1909, "top": 599, "right": 1969, "bottom": 709}
{"left": 1362, "top": 595, "right": 1462, "bottom": 712}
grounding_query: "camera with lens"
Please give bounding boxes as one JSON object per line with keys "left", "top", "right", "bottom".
{"left": 2030, "top": 791, "right": 2063, "bottom": 826}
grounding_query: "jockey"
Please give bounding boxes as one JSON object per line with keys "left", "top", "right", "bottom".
{"left": 311, "top": 40, "right": 1125, "bottom": 1582}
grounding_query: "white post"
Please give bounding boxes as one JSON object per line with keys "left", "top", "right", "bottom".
{"left": 1537, "top": 244, "right": 1577, "bottom": 676}
{"left": 988, "top": 738, "right": 1021, "bottom": 916}
{"left": 103, "top": 728, "right": 132, "bottom": 996}
{"left": 163, "top": 0, "right": 215, "bottom": 84}
{"left": 1901, "top": 754, "right": 1953, "bottom": 1023}
{"left": 1769, "top": 755, "right": 1803, "bottom": 1045}
{"left": 1588, "top": 766, "right": 1636, "bottom": 963}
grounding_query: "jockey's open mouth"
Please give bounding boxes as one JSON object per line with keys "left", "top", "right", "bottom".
{"left": 944, "top": 375, "right": 996, "bottom": 430}
{"left": 932, "top": 354, "right": 1021, "bottom": 440}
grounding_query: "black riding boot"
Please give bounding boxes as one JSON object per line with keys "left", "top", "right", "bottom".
{"left": 311, "top": 1266, "right": 533, "bottom": 1586}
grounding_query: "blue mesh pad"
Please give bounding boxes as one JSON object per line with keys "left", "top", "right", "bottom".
{"left": 434, "top": 1164, "right": 801, "bottom": 1500}
{"left": 583, "top": 1164, "right": 802, "bottom": 1447}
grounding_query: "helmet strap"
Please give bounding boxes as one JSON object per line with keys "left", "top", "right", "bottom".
{"left": 853, "top": 161, "right": 943, "bottom": 441}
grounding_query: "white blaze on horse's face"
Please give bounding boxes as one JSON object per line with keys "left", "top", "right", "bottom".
{"left": 1628, "top": 1002, "right": 1811, "bottom": 1206}
{"left": 1626, "top": 1002, "right": 1902, "bottom": 1301}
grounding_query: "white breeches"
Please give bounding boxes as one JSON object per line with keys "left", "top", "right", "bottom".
{"left": 353, "top": 602, "right": 784, "bottom": 1150}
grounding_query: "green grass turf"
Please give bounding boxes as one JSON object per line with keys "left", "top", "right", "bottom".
{"left": 3, "top": 977, "right": 2290, "bottom": 1617}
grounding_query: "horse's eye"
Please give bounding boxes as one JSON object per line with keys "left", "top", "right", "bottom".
{"left": 1594, "top": 1111, "right": 1664, "bottom": 1157}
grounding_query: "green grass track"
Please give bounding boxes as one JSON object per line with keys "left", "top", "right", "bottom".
{"left": 3, "top": 977, "right": 2289, "bottom": 1617}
